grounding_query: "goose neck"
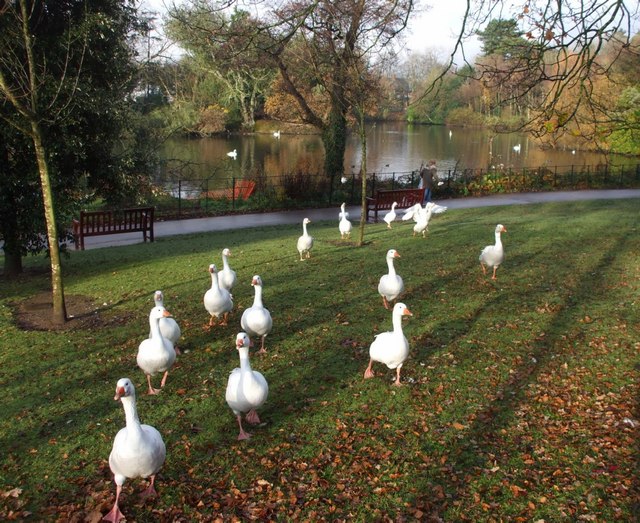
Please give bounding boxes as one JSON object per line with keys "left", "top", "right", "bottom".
{"left": 494, "top": 232, "right": 502, "bottom": 246}
{"left": 120, "top": 396, "right": 142, "bottom": 432}
{"left": 252, "top": 285, "right": 264, "bottom": 307}
{"left": 302, "top": 222, "right": 308, "bottom": 235}
{"left": 386, "top": 257, "right": 397, "bottom": 276}
{"left": 391, "top": 311, "right": 405, "bottom": 333}
{"left": 149, "top": 315, "right": 162, "bottom": 339}
{"left": 238, "top": 346, "right": 253, "bottom": 372}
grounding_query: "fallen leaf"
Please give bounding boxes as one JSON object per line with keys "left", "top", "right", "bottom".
{"left": 2, "top": 488, "right": 22, "bottom": 498}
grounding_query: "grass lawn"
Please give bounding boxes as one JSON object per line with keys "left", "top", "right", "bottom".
{"left": 0, "top": 199, "right": 638, "bottom": 522}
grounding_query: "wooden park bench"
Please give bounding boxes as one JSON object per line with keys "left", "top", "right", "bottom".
{"left": 72, "top": 207, "right": 155, "bottom": 250}
{"left": 365, "top": 187, "right": 425, "bottom": 222}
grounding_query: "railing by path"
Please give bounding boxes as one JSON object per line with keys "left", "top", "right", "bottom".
{"left": 150, "top": 163, "right": 640, "bottom": 219}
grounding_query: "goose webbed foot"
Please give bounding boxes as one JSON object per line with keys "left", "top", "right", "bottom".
{"left": 146, "top": 375, "right": 161, "bottom": 395}
{"left": 236, "top": 415, "right": 251, "bottom": 440}
{"left": 392, "top": 368, "right": 403, "bottom": 386}
{"left": 139, "top": 476, "right": 158, "bottom": 499}
{"left": 102, "top": 485, "right": 124, "bottom": 522}
{"left": 245, "top": 409, "right": 261, "bottom": 424}
{"left": 364, "top": 361, "right": 375, "bottom": 379}
{"left": 102, "top": 505, "right": 124, "bottom": 523}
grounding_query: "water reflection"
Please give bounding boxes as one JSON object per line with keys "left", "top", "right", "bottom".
{"left": 160, "top": 122, "right": 634, "bottom": 182}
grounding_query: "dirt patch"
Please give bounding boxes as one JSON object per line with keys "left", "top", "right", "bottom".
{"left": 12, "top": 292, "right": 128, "bottom": 332}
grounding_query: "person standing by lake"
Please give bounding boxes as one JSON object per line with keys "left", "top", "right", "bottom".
{"left": 420, "top": 160, "right": 437, "bottom": 203}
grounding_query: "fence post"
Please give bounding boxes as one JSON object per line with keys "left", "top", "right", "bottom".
{"left": 178, "top": 180, "right": 182, "bottom": 218}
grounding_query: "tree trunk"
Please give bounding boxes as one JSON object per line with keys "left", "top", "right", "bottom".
{"left": 2, "top": 215, "right": 23, "bottom": 276}
{"left": 3, "top": 250, "right": 23, "bottom": 277}
{"left": 322, "top": 104, "right": 347, "bottom": 181}
{"left": 357, "top": 107, "right": 367, "bottom": 247}
{"left": 32, "top": 122, "right": 67, "bottom": 324}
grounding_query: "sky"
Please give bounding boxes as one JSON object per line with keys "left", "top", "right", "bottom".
{"left": 141, "top": 0, "right": 482, "bottom": 63}
{"left": 404, "top": 0, "right": 482, "bottom": 61}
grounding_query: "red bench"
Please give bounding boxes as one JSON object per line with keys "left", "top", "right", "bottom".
{"left": 366, "top": 188, "right": 425, "bottom": 222}
{"left": 72, "top": 207, "right": 154, "bottom": 250}
{"left": 203, "top": 180, "right": 256, "bottom": 201}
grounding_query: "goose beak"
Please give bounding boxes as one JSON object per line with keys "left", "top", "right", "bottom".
{"left": 163, "top": 310, "right": 172, "bottom": 318}
{"left": 114, "top": 386, "right": 125, "bottom": 401}
{"left": 403, "top": 307, "right": 413, "bottom": 316}
{"left": 502, "top": 226, "right": 508, "bottom": 232}
{"left": 394, "top": 251, "right": 401, "bottom": 258}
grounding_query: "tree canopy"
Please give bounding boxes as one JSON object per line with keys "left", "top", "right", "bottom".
{"left": 0, "top": 0, "right": 152, "bottom": 321}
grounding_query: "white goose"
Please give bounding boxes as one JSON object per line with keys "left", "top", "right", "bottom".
{"left": 103, "top": 378, "right": 166, "bottom": 523}
{"left": 377, "top": 249, "right": 404, "bottom": 309}
{"left": 402, "top": 203, "right": 422, "bottom": 222}
{"left": 412, "top": 202, "right": 448, "bottom": 238}
{"left": 218, "top": 248, "right": 237, "bottom": 293}
{"left": 338, "top": 201, "right": 349, "bottom": 220}
{"left": 240, "top": 275, "right": 273, "bottom": 354}
{"left": 137, "top": 306, "right": 176, "bottom": 395}
{"left": 273, "top": 130, "right": 281, "bottom": 139}
{"left": 226, "top": 332, "right": 269, "bottom": 440}
{"left": 383, "top": 201, "right": 398, "bottom": 229}
{"left": 297, "top": 217, "right": 313, "bottom": 260}
{"left": 151, "top": 290, "right": 181, "bottom": 355}
{"left": 404, "top": 202, "right": 447, "bottom": 224}
{"left": 364, "top": 302, "right": 413, "bottom": 386}
{"left": 227, "top": 149, "right": 237, "bottom": 159}
{"left": 479, "top": 224, "right": 507, "bottom": 280}
{"left": 204, "top": 264, "right": 233, "bottom": 327}
{"left": 338, "top": 203, "right": 352, "bottom": 239}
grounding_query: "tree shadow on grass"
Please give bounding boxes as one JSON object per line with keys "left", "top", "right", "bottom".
{"left": 407, "top": 232, "right": 637, "bottom": 518}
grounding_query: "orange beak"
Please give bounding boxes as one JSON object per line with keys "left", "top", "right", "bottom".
{"left": 403, "top": 307, "right": 413, "bottom": 316}
{"left": 163, "top": 309, "right": 172, "bottom": 318}
{"left": 114, "top": 386, "right": 125, "bottom": 401}
{"left": 394, "top": 251, "right": 401, "bottom": 258}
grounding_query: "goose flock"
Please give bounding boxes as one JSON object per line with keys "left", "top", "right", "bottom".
{"left": 103, "top": 208, "right": 507, "bottom": 520}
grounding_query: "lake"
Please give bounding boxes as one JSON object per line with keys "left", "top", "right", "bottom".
{"left": 159, "top": 121, "right": 636, "bottom": 183}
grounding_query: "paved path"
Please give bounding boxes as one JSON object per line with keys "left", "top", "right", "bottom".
{"left": 79, "top": 189, "right": 640, "bottom": 250}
